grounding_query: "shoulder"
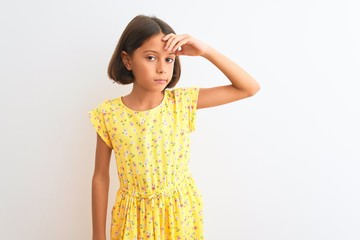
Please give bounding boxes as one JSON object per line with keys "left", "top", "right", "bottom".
{"left": 94, "top": 98, "right": 120, "bottom": 113}
{"left": 166, "top": 86, "right": 200, "bottom": 98}
{"left": 165, "top": 87, "right": 200, "bottom": 110}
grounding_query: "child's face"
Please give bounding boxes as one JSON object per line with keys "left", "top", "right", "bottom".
{"left": 126, "top": 33, "right": 176, "bottom": 92}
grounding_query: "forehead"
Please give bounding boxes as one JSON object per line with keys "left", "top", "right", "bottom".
{"left": 138, "top": 33, "right": 167, "bottom": 51}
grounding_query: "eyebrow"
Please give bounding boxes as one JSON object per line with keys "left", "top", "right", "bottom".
{"left": 144, "top": 50, "right": 176, "bottom": 55}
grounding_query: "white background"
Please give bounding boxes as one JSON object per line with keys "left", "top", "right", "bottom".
{"left": 1, "top": 0, "right": 359, "bottom": 239}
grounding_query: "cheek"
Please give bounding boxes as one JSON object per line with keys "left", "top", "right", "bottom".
{"left": 133, "top": 62, "right": 152, "bottom": 73}
{"left": 168, "top": 64, "right": 175, "bottom": 73}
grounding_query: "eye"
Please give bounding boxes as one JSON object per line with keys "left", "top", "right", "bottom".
{"left": 147, "top": 56, "right": 156, "bottom": 61}
{"left": 166, "top": 58, "right": 174, "bottom": 63}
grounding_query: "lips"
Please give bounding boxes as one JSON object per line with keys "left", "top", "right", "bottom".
{"left": 154, "top": 79, "right": 167, "bottom": 84}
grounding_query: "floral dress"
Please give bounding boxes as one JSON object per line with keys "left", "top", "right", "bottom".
{"left": 88, "top": 87, "right": 204, "bottom": 240}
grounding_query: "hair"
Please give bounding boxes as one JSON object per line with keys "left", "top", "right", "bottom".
{"left": 108, "top": 15, "right": 181, "bottom": 89}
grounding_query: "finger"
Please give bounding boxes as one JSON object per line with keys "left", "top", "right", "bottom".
{"left": 166, "top": 34, "right": 189, "bottom": 51}
{"left": 162, "top": 33, "right": 179, "bottom": 50}
{"left": 162, "top": 34, "right": 174, "bottom": 49}
{"left": 162, "top": 33, "right": 175, "bottom": 41}
{"left": 164, "top": 35, "right": 180, "bottom": 50}
{"left": 166, "top": 38, "right": 178, "bottom": 51}
{"left": 171, "top": 36, "right": 191, "bottom": 52}
{"left": 175, "top": 48, "right": 183, "bottom": 56}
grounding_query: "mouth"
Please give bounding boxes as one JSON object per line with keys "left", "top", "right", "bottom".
{"left": 154, "top": 79, "right": 168, "bottom": 84}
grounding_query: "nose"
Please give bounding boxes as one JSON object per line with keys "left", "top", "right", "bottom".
{"left": 156, "top": 61, "right": 166, "bottom": 74}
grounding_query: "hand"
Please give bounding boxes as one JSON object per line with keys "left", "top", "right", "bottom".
{"left": 162, "top": 33, "right": 209, "bottom": 57}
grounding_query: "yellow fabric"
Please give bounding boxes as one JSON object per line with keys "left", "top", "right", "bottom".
{"left": 88, "top": 87, "right": 204, "bottom": 240}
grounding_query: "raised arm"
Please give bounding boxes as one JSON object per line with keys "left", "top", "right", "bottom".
{"left": 92, "top": 134, "right": 112, "bottom": 240}
{"left": 162, "top": 33, "right": 260, "bottom": 109}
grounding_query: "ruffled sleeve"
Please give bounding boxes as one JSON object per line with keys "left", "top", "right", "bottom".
{"left": 183, "top": 87, "right": 200, "bottom": 132}
{"left": 88, "top": 101, "right": 113, "bottom": 149}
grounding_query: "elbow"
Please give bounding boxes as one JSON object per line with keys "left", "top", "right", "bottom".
{"left": 247, "top": 83, "right": 261, "bottom": 97}
{"left": 92, "top": 171, "right": 110, "bottom": 182}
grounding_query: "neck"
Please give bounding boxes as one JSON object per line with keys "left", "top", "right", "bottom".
{"left": 123, "top": 85, "right": 166, "bottom": 111}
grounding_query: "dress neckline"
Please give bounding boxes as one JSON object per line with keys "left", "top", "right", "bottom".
{"left": 119, "top": 90, "right": 167, "bottom": 113}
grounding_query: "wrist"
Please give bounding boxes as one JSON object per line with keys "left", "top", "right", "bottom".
{"left": 201, "top": 46, "right": 217, "bottom": 60}
{"left": 93, "top": 236, "right": 106, "bottom": 240}
{"left": 92, "top": 232, "right": 106, "bottom": 240}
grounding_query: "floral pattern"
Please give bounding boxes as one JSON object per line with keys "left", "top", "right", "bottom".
{"left": 88, "top": 87, "right": 204, "bottom": 240}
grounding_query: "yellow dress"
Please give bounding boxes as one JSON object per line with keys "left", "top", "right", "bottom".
{"left": 88, "top": 87, "right": 204, "bottom": 240}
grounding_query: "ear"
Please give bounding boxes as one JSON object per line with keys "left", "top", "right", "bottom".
{"left": 121, "top": 51, "right": 132, "bottom": 70}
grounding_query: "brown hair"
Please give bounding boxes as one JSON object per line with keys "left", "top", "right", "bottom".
{"left": 108, "top": 15, "right": 181, "bottom": 89}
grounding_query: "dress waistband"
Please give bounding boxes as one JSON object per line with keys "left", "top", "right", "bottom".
{"left": 116, "top": 175, "right": 189, "bottom": 208}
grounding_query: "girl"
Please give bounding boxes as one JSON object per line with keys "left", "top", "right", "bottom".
{"left": 88, "top": 15, "right": 260, "bottom": 240}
